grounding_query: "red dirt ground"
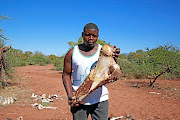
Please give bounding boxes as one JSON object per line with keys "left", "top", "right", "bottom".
{"left": 0, "top": 64, "right": 179, "bottom": 120}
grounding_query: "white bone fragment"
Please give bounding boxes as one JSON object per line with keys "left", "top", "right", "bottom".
{"left": 2, "top": 98, "right": 7, "bottom": 105}
{"left": 52, "top": 94, "right": 58, "bottom": 98}
{"left": 31, "top": 103, "right": 39, "bottom": 107}
{"left": 10, "top": 97, "right": 14, "bottom": 104}
{"left": 48, "top": 95, "right": 51, "bottom": 98}
{"left": 41, "top": 99, "right": 50, "bottom": 103}
{"left": 31, "top": 93, "right": 38, "bottom": 98}
{"left": 37, "top": 104, "right": 57, "bottom": 110}
{"left": 41, "top": 94, "right": 46, "bottom": 99}
{"left": 44, "top": 106, "right": 57, "bottom": 109}
{"left": 7, "top": 97, "right": 11, "bottom": 104}
{"left": 149, "top": 92, "right": 160, "bottom": 95}
{"left": 0, "top": 97, "right": 14, "bottom": 105}
{"left": 37, "top": 104, "right": 44, "bottom": 110}
{"left": 110, "top": 116, "right": 124, "bottom": 120}
{"left": 14, "top": 97, "right": 17, "bottom": 101}
{"left": 33, "top": 97, "right": 41, "bottom": 101}
{"left": 47, "top": 98, "right": 53, "bottom": 102}
{"left": 17, "top": 116, "right": 23, "bottom": 120}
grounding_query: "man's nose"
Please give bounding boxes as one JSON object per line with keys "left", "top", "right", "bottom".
{"left": 89, "top": 35, "right": 93, "bottom": 39}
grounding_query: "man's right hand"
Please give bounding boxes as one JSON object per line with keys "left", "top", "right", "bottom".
{"left": 68, "top": 96, "right": 79, "bottom": 107}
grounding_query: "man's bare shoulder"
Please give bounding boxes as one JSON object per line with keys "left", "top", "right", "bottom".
{"left": 65, "top": 48, "right": 74, "bottom": 60}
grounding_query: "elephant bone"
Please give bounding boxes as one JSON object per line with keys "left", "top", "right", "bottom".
{"left": 74, "top": 44, "right": 122, "bottom": 103}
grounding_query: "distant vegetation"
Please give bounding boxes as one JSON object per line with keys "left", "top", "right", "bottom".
{"left": 118, "top": 44, "right": 179, "bottom": 79}
{"left": 4, "top": 39, "right": 180, "bottom": 80}
{"left": 1, "top": 15, "right": 179, "bottom": 80}
{"left": 6, "top": 49, "right": 65, "bottom": 70}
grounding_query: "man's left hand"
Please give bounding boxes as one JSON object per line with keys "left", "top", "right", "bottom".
{"left": 113, "top": 45, "right": 120, "bottom": 63}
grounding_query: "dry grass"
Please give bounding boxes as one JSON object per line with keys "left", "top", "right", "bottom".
{"left": 0, "top": 75, "right": 32, "bottom": 105}
{"left": 158, "top": 83, "right": 180, "bottom": 100}
{"left": 118, "top": 79, "right": 180, "bottom": 100}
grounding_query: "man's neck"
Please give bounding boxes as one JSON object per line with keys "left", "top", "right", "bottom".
{"left": 78, "top": 43, "right": 98, "bottom": 56}
{"left": 78, "top": 43, "right": 97, "bottom": 52}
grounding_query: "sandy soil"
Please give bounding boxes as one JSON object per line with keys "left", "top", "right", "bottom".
{"left": 0, "top": 64, "right": 179, "bottom": 120}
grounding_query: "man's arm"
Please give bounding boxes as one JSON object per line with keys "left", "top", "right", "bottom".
{"left": 62, "top": 48, "right": 73, "bottom": 98}
{"left": 62, "top": 48, "right": 78, "bottom": 107}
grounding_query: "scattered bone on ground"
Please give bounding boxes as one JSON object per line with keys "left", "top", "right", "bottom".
{"left": 31, "top": 93, "right": 58, "bottom": 110}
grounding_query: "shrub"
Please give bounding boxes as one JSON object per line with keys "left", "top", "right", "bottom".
{"left": 53, "top": 57, "right": 64, "bottom": 71}
{"left": 28, "top": 56, "right": 48, "bottom": 66}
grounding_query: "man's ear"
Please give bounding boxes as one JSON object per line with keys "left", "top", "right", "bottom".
{"left": 82, "top": 32, "right": 84, "bottom": 37}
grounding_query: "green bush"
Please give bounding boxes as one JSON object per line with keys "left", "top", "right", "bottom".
{"left": 53, "top": 57, "right": 64, "bottom": 71}
{"left": 117, "top": 44, "right": 180, "bottom": 79}
{"left": 28, "top": 56, "right": 49, "bottom": 66}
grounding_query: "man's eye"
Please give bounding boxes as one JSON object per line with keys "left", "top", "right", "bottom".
{"left": 84, "top": 34, "right": 97, "bottom": 37}
{"left": 85, "top": 34, "right": 90, "bottom": 36}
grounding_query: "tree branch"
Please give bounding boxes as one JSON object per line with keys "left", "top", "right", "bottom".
{"left": 149, "top": 67, "right": 171, "bottom": 87}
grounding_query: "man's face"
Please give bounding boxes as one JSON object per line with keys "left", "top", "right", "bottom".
{"left": 82, "top": 29, "right": 99, "bottom": 48}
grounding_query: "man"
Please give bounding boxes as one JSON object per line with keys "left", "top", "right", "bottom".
{"left": 62, "top": 23, "right": 120, "bottom": 120}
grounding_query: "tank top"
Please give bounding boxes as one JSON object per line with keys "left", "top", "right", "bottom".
{"left": 72, "top": 44, "right": 109, "bottom": 105}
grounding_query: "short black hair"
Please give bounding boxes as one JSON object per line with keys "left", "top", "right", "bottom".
{"left": 83, "top": 23, "right": 99, "bottom": 32}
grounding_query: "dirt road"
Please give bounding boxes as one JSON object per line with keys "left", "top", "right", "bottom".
{"left": 0, "top": 65, "right": 179, "bottom": 120}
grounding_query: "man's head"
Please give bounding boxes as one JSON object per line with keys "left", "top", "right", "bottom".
{"left": 82, "top": 23, "right": 99, "bottom": 48}
{"left": 83, "top": 23, "right": 99, "bottom": 32}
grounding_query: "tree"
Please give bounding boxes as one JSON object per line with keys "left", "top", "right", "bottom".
{"left": 68, "top": 37, "right": 109, "bottom": 48}
{"left": 0, "top": 16, "right": 14, "bottom": 87}
{"left": 68, "top": 37, "right": 83, "bottom": 48}
{"left": 119, "top": 43, "right": 179, "bottom": 79}
{"left": 0, "top": 16, "right": 10, "bottom": 47}
{"left": 146, "top": 44, "right": 180, "bottom": 79}
{"left": 96, "top": 39, "right": 110, "bottom": 46}
{"left": 25, "top": 51, "right": 33, "bottom": 57}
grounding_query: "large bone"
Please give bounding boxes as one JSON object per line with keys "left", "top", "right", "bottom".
{"left": 74, "top": 45, "right": 122, "bottom": 102}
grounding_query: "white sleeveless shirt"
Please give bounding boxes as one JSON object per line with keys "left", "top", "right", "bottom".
{"left": 72, "top": 44, "right": 109, "bottom": 105}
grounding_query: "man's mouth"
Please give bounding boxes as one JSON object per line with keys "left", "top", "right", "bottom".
{"left": 88, "top": 40, "right": 94, "bottom": 44}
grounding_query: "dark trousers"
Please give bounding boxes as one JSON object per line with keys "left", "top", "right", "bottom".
{"left": 71, "top": 100, "right": 109, "bottom": 120}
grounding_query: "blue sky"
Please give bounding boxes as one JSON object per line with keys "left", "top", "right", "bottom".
{"left": 1, "top": 0, "right": 180, "bottom": 56}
